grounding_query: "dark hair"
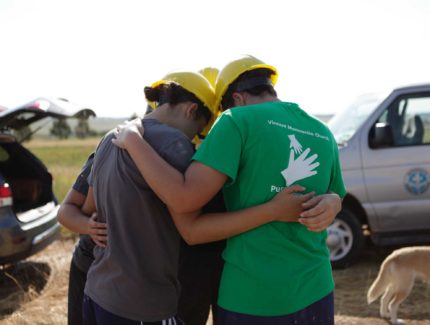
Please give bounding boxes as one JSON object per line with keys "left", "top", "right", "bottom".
{"left": 221, "top": 68, "right": 277, "bottom": 110}
{"left": 144, "top": 83, "right": 211, "bottom": 123}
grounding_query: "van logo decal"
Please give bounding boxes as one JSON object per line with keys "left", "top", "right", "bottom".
{"left": 404, "top": 169, "right": 429, "bottom": 195}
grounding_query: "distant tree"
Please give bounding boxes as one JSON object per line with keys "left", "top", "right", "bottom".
{"left": 50, "top": 118, "right": 71, "bottom": 139}
{"left": 74, "top": 117, "right": 91, "bottom": 138}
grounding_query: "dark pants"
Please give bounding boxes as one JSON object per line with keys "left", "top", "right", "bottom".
{"left": 177, "top": 251, "right": 224, "bottom": 325}
{"left": 83, "top": 294, "right": 184, "bottom": 325}
{"left": 217, "top": 292, "right": 334, "bottom": 325}
{"left": 68, "top": 259, "right": 88, "bottom": 325}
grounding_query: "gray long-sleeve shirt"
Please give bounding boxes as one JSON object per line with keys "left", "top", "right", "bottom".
{"left": 85, "top": 118, "right": 194, "bottom": 322}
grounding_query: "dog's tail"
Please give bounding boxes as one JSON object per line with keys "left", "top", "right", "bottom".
{"left": 367, "top": 259, "right": 393, "bottom": 304}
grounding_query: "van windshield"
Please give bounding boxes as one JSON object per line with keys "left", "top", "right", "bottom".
{"left": 328, "top": 93, "right": 385, "bottom": 145}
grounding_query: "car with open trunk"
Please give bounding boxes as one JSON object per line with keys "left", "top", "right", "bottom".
{"left": 0, "top": 97, "right": 95, "bottom": 264}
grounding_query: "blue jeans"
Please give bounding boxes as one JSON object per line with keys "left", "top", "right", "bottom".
{"left": 82, "top": 294, "right": 184, "bottom": 325}
{"left": 217, "top": 292, "right": 334, "bottom": 325}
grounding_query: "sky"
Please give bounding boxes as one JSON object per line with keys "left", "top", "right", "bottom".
{"left": 1, "top": 0, "right": 430, "bottom": 118}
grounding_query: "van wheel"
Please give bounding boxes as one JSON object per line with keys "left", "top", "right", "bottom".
{"left": 327, "top": 209, "right": 364, "bottom": 269}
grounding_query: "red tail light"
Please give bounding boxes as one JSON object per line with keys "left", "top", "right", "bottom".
{"left": 0, "top": 183, "right": 13, "bottom": 207}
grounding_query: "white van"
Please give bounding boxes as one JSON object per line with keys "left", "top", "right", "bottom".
{"left": 327, "top": 83, "right": 430, "bottom": 268}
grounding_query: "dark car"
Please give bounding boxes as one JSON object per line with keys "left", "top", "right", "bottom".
{"left": 0, "top": 97, "right": 95, "bottom": 264}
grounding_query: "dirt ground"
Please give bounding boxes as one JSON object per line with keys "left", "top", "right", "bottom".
{"left": 1, "top": 239, "right": 429, "bottom": 325}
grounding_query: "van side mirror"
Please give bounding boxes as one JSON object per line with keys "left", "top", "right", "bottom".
{"left": 369, "top": 122, "right": 393, "bottom": 148}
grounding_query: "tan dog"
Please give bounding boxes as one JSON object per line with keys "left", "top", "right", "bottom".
{"left": 367, "top": 246, "right": 430, "bottom": 324}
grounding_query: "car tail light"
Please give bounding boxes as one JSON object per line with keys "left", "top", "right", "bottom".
{"left": 0, "top": 183, "right": 13, "bottom": 207}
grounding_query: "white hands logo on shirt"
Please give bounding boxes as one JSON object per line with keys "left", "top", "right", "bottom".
{"left": 288, "top": 134, "right": 302, "bottom": 154}
{"left": 281, "top": 135, "right": 319, "bottom": 186}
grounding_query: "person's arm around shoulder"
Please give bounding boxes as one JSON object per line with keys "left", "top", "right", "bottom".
{"left": 112, "top": 122, "right": 226, "bottom": 213}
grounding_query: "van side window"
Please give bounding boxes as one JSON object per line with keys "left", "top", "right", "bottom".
{"left": 373, "top": 94, "right": 430, "bottom": 147}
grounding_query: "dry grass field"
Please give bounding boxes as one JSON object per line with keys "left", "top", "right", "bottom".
{"left": 0, "top": 240, "right": 72, "bottom": 325}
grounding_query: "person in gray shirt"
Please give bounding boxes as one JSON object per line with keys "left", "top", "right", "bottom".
{"left": 81, "top": 72, "right": 213, "bottom": 324}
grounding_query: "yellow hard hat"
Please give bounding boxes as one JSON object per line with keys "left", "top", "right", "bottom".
{"left": 199, "top": 67, "right": 219, "bottom": 88}
{"left": 150, "top": 71, "right": 218, "bottom": 138}
{"left": 197, "top": 67, "right": 221, "bottom": 137}
{"left": 151, "top": 71, "right": 216, "bottom": 116}
{"left": 215, "top": 55, "right": 278, "bottom": 110}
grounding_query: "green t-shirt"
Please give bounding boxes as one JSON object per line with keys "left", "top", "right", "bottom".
{"left": 193, "top": 101, "right": 346, "bottom": 316}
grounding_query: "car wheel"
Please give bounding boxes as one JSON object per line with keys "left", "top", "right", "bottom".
{"left": 326, "top": 208, "right": 365, "bottom": 269}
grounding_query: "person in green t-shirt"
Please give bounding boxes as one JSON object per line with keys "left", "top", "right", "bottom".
{"left": 112, "top": 56, "right": 345, "bottom": 324}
